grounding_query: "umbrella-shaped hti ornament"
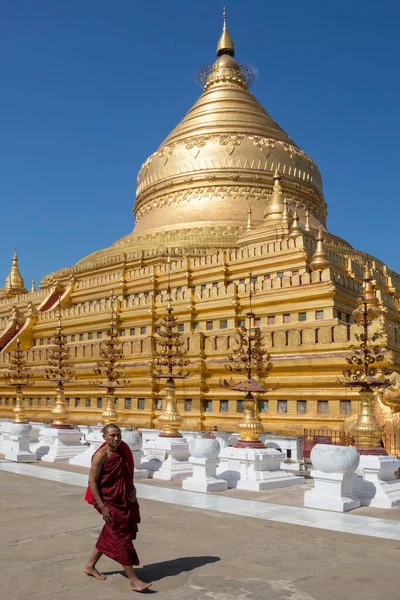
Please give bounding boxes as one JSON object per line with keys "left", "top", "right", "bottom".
{"left": 148, "top": 255, "right": 190, "bottom": 438}
{"left": 92, "top": 291, "right": 129, "bottom": 425}
{"left": 220, "top": 271, "right": 277, "bottom": 448}
{"left": 341, "top": 264, "right": 392, "bottom": 455}
{"left": 3, "top": 328, "right": 33, "bottom": 423}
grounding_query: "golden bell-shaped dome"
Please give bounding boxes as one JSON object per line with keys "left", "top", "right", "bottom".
{"left": 78, "top": 12, "right": 326, "bottom": 264}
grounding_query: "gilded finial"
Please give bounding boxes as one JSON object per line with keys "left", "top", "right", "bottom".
{"left": 246, "top": 205, "right": 254, "bottom": 231}
{"left": 217, "top": 6, "right": 235, "bottom": 57}
{"left": 282, "top": 198, "right": 291, "bottom": 231}
{"left": 31, "top": 279, "right": 36, "bottom": 293}
{"left": 5, "top": 250, "right": 27, "bottom": 296}
{"left": 288, "top": 209, "right": 303, "bottom": 239}
{"left": 310, "top": 226, "right": 330, "bottom": 271}
{"left": 264, "top": 167, "right": 284, "bottom": 222}
{"left": 305, "top": 209, "right": 311, "bottom": 233}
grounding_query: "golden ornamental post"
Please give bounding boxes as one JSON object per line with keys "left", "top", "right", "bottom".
{"left": 92, "top": 291, "right": 127, "bottom": 426}
{"left": 149, "top": 254, "right": 189, "bottom": 438}
{"left": 45, "top": 301, "right": 75, "bottom": 428}
{"left": 341, "top": 264, "right": 392, "bottom": 455}
{"left": 3, "top": 334, "right": 33, "bottom": 424}
{"left": 220, "top": 270, "right": 276, "bottom": 448}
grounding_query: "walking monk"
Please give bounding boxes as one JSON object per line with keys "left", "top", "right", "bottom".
{"left": 84, "top": 424, "right": 151, "bottom": 592}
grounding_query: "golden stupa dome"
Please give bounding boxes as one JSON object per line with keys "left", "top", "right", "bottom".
{"left": 123, "top": 13, "right": 324, "bottom": 250}
{"left": 78, "top": 12, "right": 326, "bottom": 265}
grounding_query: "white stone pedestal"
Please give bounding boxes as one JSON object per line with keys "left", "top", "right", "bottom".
{"left": 5, "top": 423, "right": 38, "bottom": 462}
{"left": 355, "top": 455, "right": 400, "bottom": 508}
{"left": 142, "top": 437, "right": 192, "bottom": 481}
{"left": 0, "top": 420, "right": 13, "bottom": 455}
{"left": 304, "top": 471, "right": 361, "bottom": 512}
{"left": 69, "top": 427, "right": 103, "bottom": 467}
{"left": 183, "top": 456, "right": 228, "bottom": 492}
{"left": 217, "top": 446, "right": 304, "bottom": 491}
{"left": 132, "top": 449, "right": 149, "bottom": 480}
{"left": 35, "top": 427, "right": 86, "bottom": 462}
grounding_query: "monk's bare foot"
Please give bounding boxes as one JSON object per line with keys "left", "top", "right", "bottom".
{"left": 84, "top": 566, "right": 107, "bottom": 580}
{"left": 130, "top": 578, "right": 152, "bottom": 593}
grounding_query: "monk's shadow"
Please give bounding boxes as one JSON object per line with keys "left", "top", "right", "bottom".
{"left": 104, "top": 555, "right": 220, "bottom": 586}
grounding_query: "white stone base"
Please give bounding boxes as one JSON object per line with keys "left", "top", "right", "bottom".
{"left": 355, "top": 455, "right": 400, "bottom": 509}
{"left": 70, "top": 427, "right": 103, "bottom": 467}
{"left": 5, "top": 423, "right": 37, "bottom": 462}
{"left": 304, "top": 470, "right": 361, "bottom": 512}
{"left": 131, "top": 449, "right": 149, "bottom": 479}
{"left": 143, "top": 437, "right": 192, "bottom": 481}
{"left": 182, "top": 457, "right": 228, "bottom": 493}
{"left": 217, "top": 446, "right": 304, "bottom": 491}
{"left": 35, "top": 428, "right": 86, "bottom": 462}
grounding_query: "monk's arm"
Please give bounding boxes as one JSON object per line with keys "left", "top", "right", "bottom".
{"left": 88, "top": 451, "right": 111, "bottom": 523}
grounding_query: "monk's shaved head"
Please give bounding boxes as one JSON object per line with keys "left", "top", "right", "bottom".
{"left": 102, "top": 424, "right": 121, "bottom": 435}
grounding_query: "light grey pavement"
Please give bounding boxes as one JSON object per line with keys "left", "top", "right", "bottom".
{"left": 1, "top": 462, "right": 400, "bottom": 600}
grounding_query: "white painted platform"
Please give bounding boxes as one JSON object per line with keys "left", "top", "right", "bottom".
{"left": 2, "top": 460, "right": 400, "bottom": 541}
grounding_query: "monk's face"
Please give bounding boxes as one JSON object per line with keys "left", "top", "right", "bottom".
{"left": 103, "top": 427, "right": 122, "bottom": 450}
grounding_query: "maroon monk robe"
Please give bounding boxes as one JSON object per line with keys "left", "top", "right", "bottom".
{"left": 85, "top": 441, "right": 141, "bottom": 566}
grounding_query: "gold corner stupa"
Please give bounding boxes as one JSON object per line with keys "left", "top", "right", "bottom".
{"left": 0, "top": 11, "right": 399, "bottom": 446}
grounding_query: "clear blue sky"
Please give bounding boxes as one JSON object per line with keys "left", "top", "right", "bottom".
{"left": 1, "top": 0, "right": 399, "bottom": 287}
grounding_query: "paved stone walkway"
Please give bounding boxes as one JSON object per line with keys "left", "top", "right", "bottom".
{"left": 1, "top": 462, "right": 400, "bottom": 599}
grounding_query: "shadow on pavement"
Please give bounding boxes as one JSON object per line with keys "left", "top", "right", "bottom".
{"left": 103, "top": 555, "right": 220, "bottom": 583}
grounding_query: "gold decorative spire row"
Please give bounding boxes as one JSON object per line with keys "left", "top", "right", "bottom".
{"left": 217, "top": 6, "right": 235, "bottom": 57}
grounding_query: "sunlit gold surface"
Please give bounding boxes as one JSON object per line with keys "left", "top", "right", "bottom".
{"left": 157, "top": 378, "right": 183, "bottom": 437}
{"left": 102, "top": 389, "right": 118, "bottom": 425}
{"left": 13, "top": 386, "right": 27, "bottom": 424}
{"left": 5, "top": 252, "right": 27, "bottom": 297}
{"left": 51, "top": 383, "right": 70, "bottom": 427}
{"left": 236, "top": 392, "right": 264, "bottom": 441}
{"left": 0, "top": 14, "right": 399, "bottom": 449}
{"left": 348, "top": 387, "right": 385, "bottom": 449}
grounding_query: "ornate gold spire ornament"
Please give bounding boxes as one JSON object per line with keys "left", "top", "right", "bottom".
{"left": 5, "top": 251, "right": 27, "bottom": 297}
{"left": 288, "top": 210, "right": 303, "bottom": 239}
{"left": 221, "top": 270, "right": 275, "bottom": 447}
{"left": 305, "top": 209, "right": 311, "bottom": 233}
{"left": 31, "top": 280, "right": 36, "bottom": 293}
{"left": 3, "top": 329, "right": 33, "bottom": 423}
{"left": 45, "top": 301, "right": 75, "bottom": 428}
{"left": 282, "top": 198, "right": 291, "bottom": 232}
{"left": 341, "top": 264, "right": 392, "bottom": 454}
{"left": 310, "top": 226, "right": 330, "bottom": 271}
{"left": 264, "top": 167, "right": 284, "bottom": 222}
{"left": 246, "top": 205, "right": 254, "bottom": 231}
{"left": 149, "top": 255, "right": 190, "bottom": 437}
{"left": 216, "top": 6, "right": 235, "bottom": 57}
{"left": 93, "top": 291, "right": 127, "bottom": 425}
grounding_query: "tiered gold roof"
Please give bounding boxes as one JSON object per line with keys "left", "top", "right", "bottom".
{"left": 79, "top": 13, "right": 326, "bottom": 264}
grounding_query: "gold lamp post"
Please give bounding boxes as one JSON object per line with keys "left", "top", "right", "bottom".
{"left": 341, "top": 264, "right": 392, "bottom": 455}
{"left": 3, "top": 331, "right": 33, "bottom": 423}
{"left": 45, "top": 301, "right": 75, "bottom": 428}
{"left": 93, "top": 291, "right": 127, "bottom": 425}
{"left": 149, "top": 255, "right": 189, "bottom": 438}
{"left": 221, "top": 270, "right": 275, "bottom": 448}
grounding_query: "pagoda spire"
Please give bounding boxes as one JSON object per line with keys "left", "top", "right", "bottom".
{"left": 5, "top": 251, "right": 27, "bottom": 296}
{"left": 264, "top": 166, "right": 284, "bottom": 221}
{"left": 216, "top": 6, "right": 235, "bottom": 57}
{"left": 288, "top": 210, "right": 303, "bottom": 239}
{"left": 305, "top": 209, "right": 311, "bottom": 233}
{"left": 310, "top": 226, "right": 330, "bottom": 271}
{"left": 246, "top": 205, "right": 254, "bottom": 231}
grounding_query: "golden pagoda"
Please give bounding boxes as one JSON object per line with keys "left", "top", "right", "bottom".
{"left": 0, "top": 12, "right": 399, "bottom": 442}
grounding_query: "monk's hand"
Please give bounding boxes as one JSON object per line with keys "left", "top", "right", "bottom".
{"left": 101, "top": 506, "right": 112, "bottom": 524}
{"left": 129, "top": 487, "right": 137, "bottom": 504}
